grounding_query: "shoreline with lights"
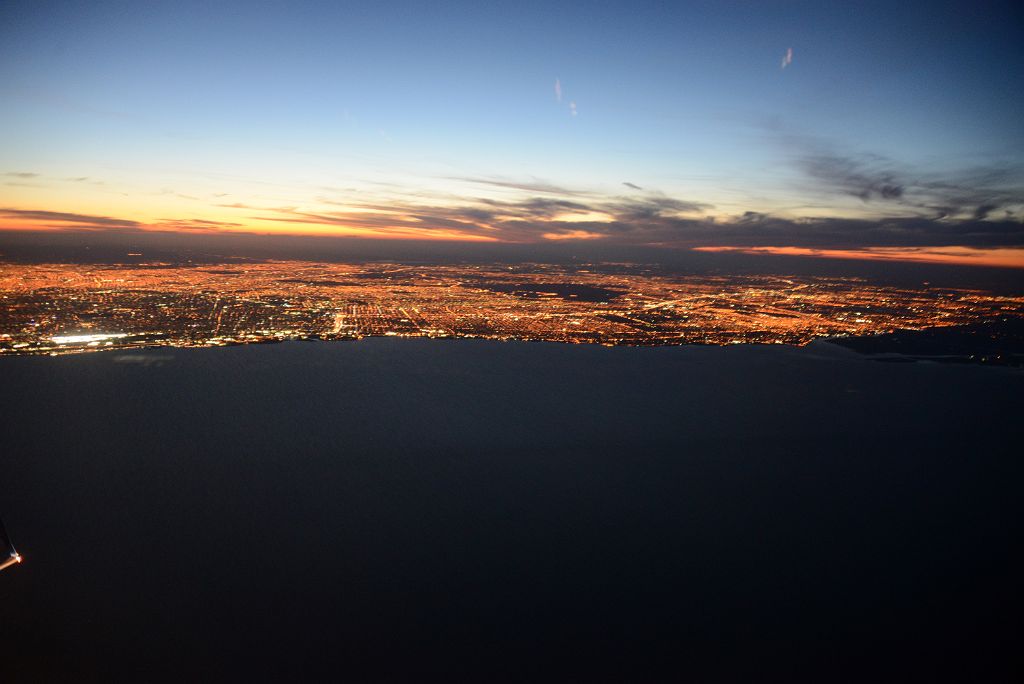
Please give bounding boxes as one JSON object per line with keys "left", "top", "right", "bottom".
{"left": 2, "top": 260, "right": 1021, "bottom": 358}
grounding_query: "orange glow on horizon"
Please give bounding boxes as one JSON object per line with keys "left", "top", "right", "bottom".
{"left": 0, "top": 219, "right": 502, "bottom": 242}
{"left": 693, "top": 245, "right": 1024, "bottom": 269}
{"left": 541, "top": 230, "right": 605, "bottom": 241}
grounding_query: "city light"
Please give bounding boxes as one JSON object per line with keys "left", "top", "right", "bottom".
{"left": 1, "top": 261, "right": 1020, "bottom": 355}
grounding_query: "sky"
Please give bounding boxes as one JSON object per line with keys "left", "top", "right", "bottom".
{"left": 1, "top": 0, "right": 1023, "bottom": 266}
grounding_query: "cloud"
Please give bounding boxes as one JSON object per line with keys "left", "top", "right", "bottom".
{"left": 247, "top": 192, "right": 716, "bottom": 244}
{"left": 780, "top": 131, "right": 1024, "bottom": 219}
{"left": 0, "top": 208, "right": 141, "bottom": 230}
{"left": 4, "top": 200, "right": 1022, "bottom": 253}
{"left": 694, "top": 245, "right": 1024, "bottom": 269}
{"left": 781, "top": 47, "right": 793, "bottom": 69}
{"left": 6, "top": 172, "right": 107, "bottom": 185}
{"left": 0, "top": 209, "right": 244, "bottom": 235}
{"left": 245, "top": 205, "right": 499, "bottom": 242}
{"left": 449, "top": 175, "right": 590, "bottom": 196}
{"left": 973, "top": 204, "right": 999, "bottom": 220}
{"left": 5, "top": 154, "right": 1021, "bottom": 253}
{"left": 605, "top": 195, "right": 712, "bottom": 221}
{"left": 541, "top": 229, "right": 604, "bottom": 241}
{"left": 459, "top": 197, "right": 589, "bottom": 224}
{"left": 691, "top": 215, "right": 1024, "bottom": 249}
{"left": 554, "top": 78, "right": 576, "bottom": 116}
{"left": 737, "top": 211, "right": 768, "bottom": 223}
{"left": 800, "top": 152, "right": 904, "bottom": 201}
{"left": 914, "top": 166, "right": 1024, "bottom": 219}
{"left": 154, "top": 218, "right": 244, "bottom": 232}
{"left": 154, "top": 188, "right": 201, "bottom": 201}
{"left": 251, "top": 194, "right": 1024, "bottom": 250}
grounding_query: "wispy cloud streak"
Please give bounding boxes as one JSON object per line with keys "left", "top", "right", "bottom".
{"left": 778, "top": 131, "right": 1024, "bottom": 219}
{"left": 448, "top": 176, "right": 591, "bottom": 196}
{"left": 0, "top": 208, "right": 141, "bottom": 230}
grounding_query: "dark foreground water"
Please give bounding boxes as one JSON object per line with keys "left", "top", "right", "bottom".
{"left": 0, "top": 339, "right": 1020, "bottom": 682}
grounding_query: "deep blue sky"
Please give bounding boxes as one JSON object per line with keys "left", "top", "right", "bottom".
{"left": 1, "top": 0, "right": 1022, "bottom": 260}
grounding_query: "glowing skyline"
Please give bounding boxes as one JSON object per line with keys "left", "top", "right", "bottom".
{"left": 2, "top": 1, "right": 1023, "bottom": 266}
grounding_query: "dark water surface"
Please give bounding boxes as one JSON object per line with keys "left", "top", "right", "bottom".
{"left": 1, "top": 340, "right": 1020, "bottom": 681}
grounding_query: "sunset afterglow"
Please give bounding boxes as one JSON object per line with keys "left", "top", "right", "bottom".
{"left": 694, "top": 245, "right": 1024, "bottom": 268}
{"left": 2, "top": 2, "right": 1022, "bottom": 266}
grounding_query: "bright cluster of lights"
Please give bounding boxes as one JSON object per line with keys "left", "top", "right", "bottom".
{"left": 51, "top": 333, "right": 129, "bottom": 345}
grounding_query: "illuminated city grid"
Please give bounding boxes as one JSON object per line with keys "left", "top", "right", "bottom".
{"left": 1, "top": 261, "right": 1021, "bottom": 355}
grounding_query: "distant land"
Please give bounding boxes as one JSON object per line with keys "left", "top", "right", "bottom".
{"left": 830, "top": 317, "right": 1024, "bottom": 366}
{"left": 2, "top": 259, "right": 1022, "bottom": 359}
